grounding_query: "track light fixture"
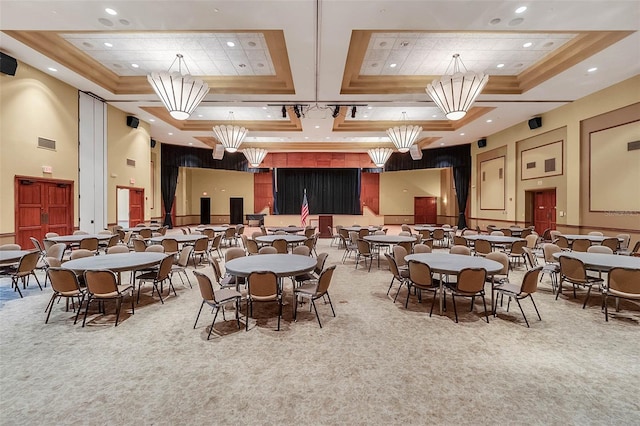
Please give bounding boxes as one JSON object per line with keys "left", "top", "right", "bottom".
{"left": 293, "top": 104, "right": 302, "bottom": 119}
{"left": 281, "top": 106, "right": 287, "bottom": 118}
{"left": 331, "top": 106, "right": 340, "bottom": 118}
{"left": 351, "top": 106, "right": 357, "bottom": 118}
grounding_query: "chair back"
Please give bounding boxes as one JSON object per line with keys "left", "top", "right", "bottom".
{"left": 474, "top": 239, "right": 492, "bottom": 255}
{"left": 122, "top": 231, "right": 133, "bottom": 246}
{"left": 374, "top": 230, "right": 385, "bottom": 235}
{"left": 485, "top": 251, "right": 509, "bottom": 276}
{"left": 236, "top": 225, "right": 245, "bottom": 236}
{"left": 225, "top": 228, "right": 236, "bottom": 239}
{"left": 522, "top": 247, "right": 538, "bottom": 268}
{"left": 138, "top": 229, "right": 152, "bottom": 239}
{"left": 193, "top": 271, "right": 215, "bottom": 301}
{"left": 45, "top": 232, "right": 59, "bottom": 238}
{"left": 401, "top": 224, "right": 412, "bottom": 232}
{"left": 541, "top": 228, "right": 552, "bottom": 242}
{"left": 413, "top": 244, "right": 431, "bottom": 254}
{"left": 259, "top": 225, "right": 267, "bottom": 235}
{"left": 211, "top": 234, "right": 222, "bottom": 251}
{"left": 258, "top": 246, "right": 278, "bottom": 254}
{"left": 559, "top": 256, "right": 588, "bottom": 282}
{"left": 107, "top": 245, "right": 130, "bottom": 254}
{"left": 520, "top": 228, "right": 532, "bottom": 238}
{"left": 84, "top": 270, "right": 118, "bottom": 296}
{"left": 392, "top": 245, "right": 408, "bottom": 267}
{"left": 106, "top": 234, "right": 119, "bottom": 248}
{"left": 316, "top": 265, "right": 336, "bottom": 295}
{"left": 159, "top": 226, "right": 168, "bottom": 236}
{"left": 303, "top": 238, "right": 314, "bottom": 253}
{"left": 339, "top": 228, "right": 349, "bottom": 240}
{"left": 587, "top": 246, "right": 613, "bottom": 254}
{"left": 384, "top": 253, "right": 402, "bottom": 280}
{"left": 543, "top": 243, "right": 561, "bottom": 263}
{"left": 615, "top": 234, "right": 630, "bottom": 250}
{"left": 202, "top": 228, "right": 215, "bottom": 240}
{"left": 601, "top": 237, "right": 619, "bottom": 252}
{"left": 177, "top": 245, "right": 194, "bottom": 266}
{"left": 305, "top": 228, "right": 316, "bottom": 238}
{"left": 520, "top": 267, "right": 543, "bottom": 294}
{"left": 571, "top": 239, "right": 591, "bottom": 252}
{"left": 272, "top": 239, "right": 288, "bottom": 254}
{"left": 588, "top": 231, "right": 603, "bottom": 236}
{"left": 408, "top": 260, "right": 432, "bottom": 287}
{"left": 502, "top": 229, "right": 512, "bottom": 237}
{"left": 248, "top": 271, "right": 279, "bottom": 301}
{"left": 419, "top": 230, "right": 431, "bottom": 240}
{"left": 0, "top": 243, "right": 21, "bottom": 251}
{"left": 193, "top": 237, "right": 209, "bottom": 252}
{"left": 432, "top": 229, "right": 445, "bottom": 240}
{"left": 607, "top": 268, "right": 640, "bottom": 295}
{"left": 79, "top": 237, "right": 99, "bottom": 252}
{"left": 225, "top": 247, "right": 246, "bottom": 262}
{"left": 46, "top": 243, "right": 67, "bottom": 261}
{"left": 30, "top": 237, "right": 44, "bottom": 253}
{"left": 251, "top": 231, "right": 263, "bottom": 240}
{"left": 44, "top": 257, "right": 62, "bottom": 268}
{"left": 17, "top": 251, "right": 40, "bottom": 274}
{"left": 145, "top": 245, "right": 165, "bottom": 253}
{"left": 450, "top": 245, "right": 471, "bottom": 256}
{"left": 357, "top": 239, "right": 371, "bottom": 255}
{"left": 275, "top": 230, "right": 287, "bottom": 235}
{"left": 398, "top": 231, "right": 411, "bottom": 237}
{"left": 161, "top": 238, "right": 179, "bottom": 254}
{"left": 453, "top": 235, "right": 467, "bottom": 246}
{"left": 315, "top": 252, "right": 329, "bottom": 275}
{"left": 132, "top": 238, "right": 147, "bottom": 252}
{"left": 525, "top": 234, "right": 539, "bottom": 249}
{"left": 292, "top": 245, "right": 311, "bottom": 256}
{"left": 398, "top": 241, "right": 413, "bottom": 254}
{"left": 156, "top": 255, "right": 174, "bottom": 280}
{"left": 456, "top": 268, "right": 487, "bottom": 293}
{"left": 554, "top": 235, "right": 570, "bottom": 249}
{"left": 210, "top": 257, "right": 223, "bottom": 282}
{"left": 510, "top": 240, "right": 526, "bottom": 255}
{"left": 73, "top": 230, "right": 89, "bottom": 235}
{"left": 47, "top": 267, "right": 81, "bottom": 294}
{"left": 70, "top": 249, "right": 94, "bottom": 260}
{"left": 245, "top": 239, "right": 259, "bottom": 255}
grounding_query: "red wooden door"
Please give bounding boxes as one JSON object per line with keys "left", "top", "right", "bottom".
{"left": 414, "top": 197, "right": 437, "bottom": 225}
{"left": 128, "top": 188, "right": 144, "bottom": 227}
{"left": 15, "top": 177, "right": 73, "bottom": 248}
{"left": 534, "top": 189, "right": 556, "bottom": 235}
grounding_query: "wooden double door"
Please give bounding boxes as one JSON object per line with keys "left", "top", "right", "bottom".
{"left": 15, "top": 176, "right": 74, "bottom": 249}
{"left": 533, "top": 189, "right": 556, "bottom": 235}
{"left": 414, "top": 197, "right": 437, "bottom": 225}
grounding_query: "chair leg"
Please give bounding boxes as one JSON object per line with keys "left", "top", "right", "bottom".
{"left": 194, "top": 300, "right": 205, "bottom": 329}
{"left": 429, "top": 291, "right": 437, "bottom": 317}
{"left": 604, "top": 294, "right": 609, "bottom": 322}
{"left": 405, "top": 283, "right": 412, "bottom": 308}
{"left": 482, "top": 294, "right": 489, "bottom": 324}
{"left": 515, "top": 297, "right": 529, "bottom": 327}
{"left": 293, "top": 294, "right": 298, "bottom": 321}
{"left": 115, "top": 297, "right": 122, "bottom": 326}
{"left": 277, "top": 299, "right": 282, "bottom": 331}
{"left": 82, "top": 296, "right": 93, "bottom": 327}
{"left": 11, "top": 277, "right": 23, "bottom": 298}
{"left": 387, "top": 277, "right": 396, "bottom": 296}
{"left": 73, "top": 294, "right": 85, "bottom": 325}
{"left": 207, "top": 306, "right": 219, "bottom": 340}
{"left": 555, "top": 279, "right": 563, "bottom": 300}
{"left": 311, "top": 299, "right": 322, "bottom": 328}
{"left": 452, "top": 294, "right": 458, "bottom": 323}
{"left": 45, "top": 294, "right": 58, "bottom": 323}
{"left": 325, "top": 292, "right": 336, "bottom": 317}
{"left": 529, "top": 295, "right": 541, "bottom": 321}
{"left": 582, "top": 286, "right": 592, "bottom": 309}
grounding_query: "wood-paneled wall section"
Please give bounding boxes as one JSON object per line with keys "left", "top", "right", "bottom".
{"left": 254, "top": 171, "right": 273, "bottom": 214}
{"left": 361, "top": 172, "right": 380, "bottom": 215}
{"left": 260, "top": 152, "right": 374, "bottom": 168}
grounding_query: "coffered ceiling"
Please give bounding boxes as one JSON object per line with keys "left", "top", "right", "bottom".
{"left": 1, "top": 0, "right": 638, "bottom": 154}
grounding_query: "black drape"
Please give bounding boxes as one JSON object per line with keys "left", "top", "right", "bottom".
{"left": 452, "top": 166, "right": 471, "bottom": 229}
{"left": 274, "top": 168, "right": 360, "bottom": 215}
{"left": 161, "top": 165, "right": 179, "bottom": 228}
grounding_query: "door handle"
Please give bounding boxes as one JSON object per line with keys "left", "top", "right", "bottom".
{"left": 41, "top": 212, "right": 49, "bottom": 224}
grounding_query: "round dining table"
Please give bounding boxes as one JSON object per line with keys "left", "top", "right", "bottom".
{"left": 47, "top": 234, "right": 113, "bottom": 244}
{"left": 413, "top": 226, "right": 448, "bottom": 232}
{"left": 121, "top": 226, "right": 162, "bottom": 232}
{"left": 365, "top": 235, "right": 417, "bottom": 268}
{"left": 553, "top": 252, "right": 640, "bottom": 272}
{"left": 560, "top": 234, "right": 623, "bottom": 244}
{"left": 225, "top": 253, "right": 316, "bottom": 278}
{"left": 63, "top": 252, "right": 168, "bottom": 274}
{"left": 464, "top": 234, "right": 524, "bottom": 246}
{"left": 149, "top": 234, "right": 207, "bottom": 244}
{"left": 343, "top": 226, "right": 381, "bottom": 233}
{"left": 267, "top": 226, "right": 305, "bottom": 234}
{"left": 255, "top": 235, "right": 307, "bottom": 245}
{"left": 0, "top": 250, "right": 35, "bottom": 264}
{"left": 194, "top": 225, "right": 229, "bottom": 233}
{"left": 405, "top": 253, "right": 503, "bottom": 315}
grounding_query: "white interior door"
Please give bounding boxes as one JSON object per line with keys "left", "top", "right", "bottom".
{"left": 117, "top": 188, "right": 130, "bottom": 228}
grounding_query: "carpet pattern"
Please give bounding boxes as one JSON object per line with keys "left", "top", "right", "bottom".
{"left": 1, "top": 233, "right": 639, "bottom": 425}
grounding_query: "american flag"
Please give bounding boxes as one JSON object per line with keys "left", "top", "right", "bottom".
{"left": 300, "top": 190, "right": 309, "bottom": 227}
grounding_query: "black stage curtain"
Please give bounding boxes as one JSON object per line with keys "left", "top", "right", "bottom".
{"left": 161, "top": 166, "right": 179, "bottom": 228}
{"left": 453, "top": 166, "right": 470, "bottom": 229}
{"left": 274, "top": 168, "right": 361, "bottom": 215}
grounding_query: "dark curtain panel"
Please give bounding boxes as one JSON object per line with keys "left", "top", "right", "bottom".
{"left": 452, "top": 166, "right": 471, "bottom": 229}
{"left": 272, "top": 168, "right": 280, "bottom": 215}
{"left": 384, "top": 144, "right": 471, "bottom": 171}
{"left": 162, "top": 143, "right": 249, "bottom": 170}
{"left": 275, "top": 168, "right": 361, "bottom": 215}
{"left": 160, "top": 165, "right": 179, "bottom": 228}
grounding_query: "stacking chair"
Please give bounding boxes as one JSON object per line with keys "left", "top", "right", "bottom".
{"left": 294, "top": 253, "right": 328, "bottom": 286}
{"left": 304, "top": 227, "right": 316, "bottom": 238}
{"left": 145, "top": 245, "right": 165, "bottom": 253}
{"left": 603, "top": 267, "right": 640, "bottom": 321}
{"left": 520, "top": 228, "right": 532, "bottom": 238}
{"left": 42, "top": 243, "right": 66, "bottom": 287}
{"left": 339, "top": 234, "right": 356, "bottom": 263}
{"left": 588, "top": 231, "right": 603, "bottom": 236}
{"left": 505, "top": 240, "right": 527, "bottom": 268}
{"left": 191, "top": 237, "right": 210, "bottom": 267}
{"left": 45, "top": 267, "right": 86, "bottom": 324}
{"left": 135, "top": 255, "right": 175, "bottom": 304}
{"left": 8, "top": 251, "right": 42, "bottom": 297}
{"left": 413, "top": 244, "right": 431, "bottom": 253}
{"left": 192, "top": 271, "right": 242, "bottom": 339}
{"left": 600, "top": 237, "right": 619, "bottom": 253}
{"left": 329, "top": 226, "right": 340, "bottom": 247}
{"left": 258, "top": 246, "right": 278, "bottom": 254}
{"left": 571, "top": 239, "right": 591, "bottom": 253}
{"left": 292, "top": 245, "right": 311, "bottom": 256}
{"left": 473, "top": 239, "right": 492, "bottom": 257}
{"left": 554, "top": 235, "right": 570, "bottom": 250}
{"left": 79, "top": 237, "right": 99, "bottom": 255}
{"left": 132, "top": 237, "right": 147, "bottom": 252}
{"left": 223, "top": 227, "right": 237, "bottom": 247}
{"left": 272, "top": 238, "right": 288, "bottom": 254}
{"left": 355, "top": 239, "right": 374, "bottom": 271}
{"left": 210, "top": 257, "right": 235, "bottom": 289}
{"left": 449, "top": 245, "right": 471, "bottom": 256}
{"left": 210, "top": 234, "right": 223, "bottom": 258}
{"left": 445, "top": 268, "right": 489, "bottom": 323}
{"left": 161, "top": 238, "right": 179, "bottom": 259}
{"left": 557, "top": 256, "right": 604, "bottom": 308}
{"left": 246, "top": 271, "right": 282, "bottom": 331}
{"left": 138, "top": 228, "right": 152, "bottom": 239}
{"left": 525, "top": 234, "right": 539, "bottom": 250}
{"left": 453, "top": 235, "right": 467, "bottom": 246}
{"left": 540, "top": 243, "right": 561, "bottom": 293}
{"left": 432, "top": 229, "right": 446, "bottom": 248}
{"left": 587, "top": 246, "right": 613, "bottom": 254}
{"left": 171, "top": 245, "right": 194, "bottom": 288}
{"left": 82, "top": 269, "right": 134, "bottom": 327}
{"left": 502, "top": 229, "right": 513, "bottom": 237}
{"left": 615, "top": 234, "right": 630, "bottom": 253}
{"left": 245, "top": 238, "right": 259, "bottom": 255}
{"left": 293, "top": 265, "right": 337, "bottom": 328}
{"left": 224, "top": 247, "right": 246, "bottom": 286}
{"left": 493, "top": 267, "right": 543, "bottom": 327}
{"left": 403, "top": 260, "right": 438, "bottom": 313}
{"left": 107, "top": 245, "right": 130, "bottom": 254}
{"left": 384, "top": 253, "right": 409, "bottom": 298}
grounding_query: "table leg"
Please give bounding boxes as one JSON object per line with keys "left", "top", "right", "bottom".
{"left": 439, "top": 272, "right": 444, "bottom": 314}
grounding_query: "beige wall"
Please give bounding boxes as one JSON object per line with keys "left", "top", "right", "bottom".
{"left": 0, "top": 61, "right": 79, "bottom": 237}
{"left": 106, "top": 105, "right": 153, "bottom": 225}
{"left": 471, "top": 75, "right": 640, "bottom": 237}
{"left": 379, "top": 169, "right": 442, "bottom": 216}
{"left": 181, "top": 167, "right": 254, "bottom": 218}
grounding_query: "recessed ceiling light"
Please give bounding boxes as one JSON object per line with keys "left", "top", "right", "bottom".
{"left": 515, "top": 6, "right": 527, "bottom": 13}
{"left": 188, "top": 142, "right": 193, "bottom": 146}
{"left": 486, "top": 119, "right": 493, "bottom": 123}
{"left": 267, "top": 114, "right": 271, "bottom": 118}
{"left": 226, "top": 41, "right": 235, "bottom": 47}
{"left": 105, "top": 8, "right": 117, "bottom": 15}
{"left": 509, "top": 17, "right": 524, "bottom": 26}
{"left": 197, "top": 114, "right": 203, "bottom": 118}
{"left": 304, "top": 136, "right": 309, "bottom": 139}
{"left": 432, "top": 115, "right": 438, "bottom": 118}
{"left": 440, "top": 143, "right": 445, "bottom": 146}
{"left": 131, "top": 63, "right": 139, "bottom": 68}
{"left": 587, "top": 67, "right": 598, "bottom": 73}
{"left": 47, "top": 67, "right": 57, "bottom": 72}
{"left": 496, "top": 63, "right": 505, "bottom": 68}
{"left": 314, "top": 125, "right": 320, "bottom": 129}
{"left": 363, "top": 115, "right": 368, "bottom": 118}
{"left": 489, "top": 18, "right": 501, "bottom": 25}
{"left": 523, "top": 42, "right": 532, "bottom": 48}
{"left": 459, "top": 133, "right": 465, "bottom": 136}
{"left": 104, "top": 42, "right": 113, "bottom": 47}
{"left": 262, "top": 106, "right": 267, "bottom": 110}
{"left": 149, "top": 119, "right": 155, "bottom": 122}
{"left": 389, "top": 63, "right": 397, "bottom": 68}
{"left": 367, "top": 106, "right": 373, "bottom": 110}
{"left": 213, "top": 8, "right": 219, "bottom": 12}
{"left": 325, "top": 137, "right": 330, "bottom": 139}
{"left": 168, "top": 132, "right": 173, "bottom": 135}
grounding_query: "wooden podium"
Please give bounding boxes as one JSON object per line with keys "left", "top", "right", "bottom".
{"left": 318, "top": 215, "right": 333, "bottom": 238}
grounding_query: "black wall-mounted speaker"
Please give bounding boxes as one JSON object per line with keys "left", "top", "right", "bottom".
{"left": 150, "top": 138, "right": 157, "bottom": 148}
{"left": 528, "top": 117, "right": 542, "bottom": 130}
{"left": 477, "top": 138, "right": 487, "bottom": 148}
{"left": 126, "top": 116, "right": 139, "bottom": 128}
{"left": 1, "top": 52, "right": 18, "bottom": 76}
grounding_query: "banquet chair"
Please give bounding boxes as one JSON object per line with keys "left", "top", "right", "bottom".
{"left": 192, "top": 271, "right": 242, "bottom": 339}
{"left": 449, "top": 245, "right": 471, "bottom": 256}
{"left": 210, "top": 234, "right": 223, "bottom": 259}
{"left": 600, "top": 237, "right": 619, "bottom": 253}
{"left": 224, "top": 227, "right": 237, "bottom": 247}
{"left": 44, "top": 232, "right": 59, "bottom": 239}
{"left": 587, "top": 246, "right": 613, "bottom": 254}
{"left": 294, "top": 252, "right": 328, "bottom": 286}
{"left": 506, "top": 240, "right": 528, "bottom": 269}
{"left": 293, "top": 265, "right": 337, "bottom": 328}
{"left": 554, "top": 235, "right": 570, "bottom": 250}
{"left": 453, "top": 235, "right": 467, "bottom": 246}
{"left": 161, "top": 238, "right": 179, "bottom": 259}
{"left": 132, "top": 238, "right": 147, "bottom": 252}
{"left": 191, "top": 237, "right": 211, "bottom": 268}
{"left": 305, "top": 227, "right": 316, "bottom": 238}
{"left": 392, "top": 245, "right": 408, "bottom": 271}
{"left": 397, "top": 241, "right": 413, "bottom": 255}
{"left": 329, "top": 226, "right": 341, "bottom": 247}
{"left": 445, "top": 268, "right": 489, "bottom": 323}
{"left": 384, "top": 253, "right": 409, "bottom": 298}
{"left": 432, "top": 229, "right": 446, "bottom": 248}
{"left": 520, "top": 228, "right": 532, "bottom": 238}
{"left": 490, "top": 231, "right": 505, "bottom": 236}
{"left": 107, "top": 245, "right": 130, "bottom": 254}
{"left": 246, "top": 271, "right": 282, "bottom": 331}
{"left": 245, "top": 238, "right": 259, "bottom": 255}
{"left": 485, "top": 252, "right": 509, "bottom": 289}
{"left": 571, "top": 239, "right": 591, "bottom": 253}
{"left": 603, "top": 267, "right": 640, "bottom": 321}
{"left": 615, "top": 234, "right": 630, "bottom": 252}
{"left": 525, "top": 234, "right": 539, "bottom": 250}
{"left": 588, "top": 231, "right": 603, "bottom": 236}
{"left": 0, "top": 244, "right": 21, "bottom": 250}
{"left": 171, "top": 245, "right": 194, "bottom": 288}
{"left": 138, "top": 228, "right": 152, "bottom": 239}
{"left": 135, "top": 255, "right": 175, "bottom": 304}
{"left": 79, "top": 237, "right": 99, "bottom": 255}
{"left": 272, "top": 238, "right": 288, "bottom": 254}
{"left": 493, "top": 266, "right": 543, "bottom": 327}
{"left": 210, "top": 257, "right": 235, "bottom": 289}
{"left": 413, "top": 244, "right": 432, "bottom": 254}
{"left": 473, "top": 239, "right": 492, "bottom": 257}
{"left": 82, "top": 269, "right": 134, "bottom": 327}
{"left": 540, "top": 243, "right": 561, "bottom": 293}
{"left": 557, "top": 256, "right": 604, "bottom": 308}
{"left": 45, "top": 267, "right": 86, "bottom": 324}
{"left": 403, "top": 260, "right": 438, "bottom": 313}
{"left": 69, "top": 249, "right": 94, "bottom": 260}
{"left": 355, "top": 240, "right": 374, "bottom": 271}
{"left": 292, "top": 245, "right": 310, "bottom": 256}
{"left": 8, "top": 251, "right": 42, "bottom": 298}
{"left": 339, "top": 234, "right": 356, "bottom": 263}
{"left": 618, "top": 240, "right": 640, "bottom": 256}
{"left": 145, "top": 245, "right": 165, "bottom": 253}
{"left": 502, "top": 229, "right": 513, "bottom": 237}
{"left": 42, "top": 243, "right": 67, "bottom": 286}
{"left": 258, "top": 246, "right": 278, "bottom": 255}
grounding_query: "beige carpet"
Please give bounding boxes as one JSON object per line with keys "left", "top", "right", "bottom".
{"left": 1, "top": 232, "right": 639, "bottom": 425}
